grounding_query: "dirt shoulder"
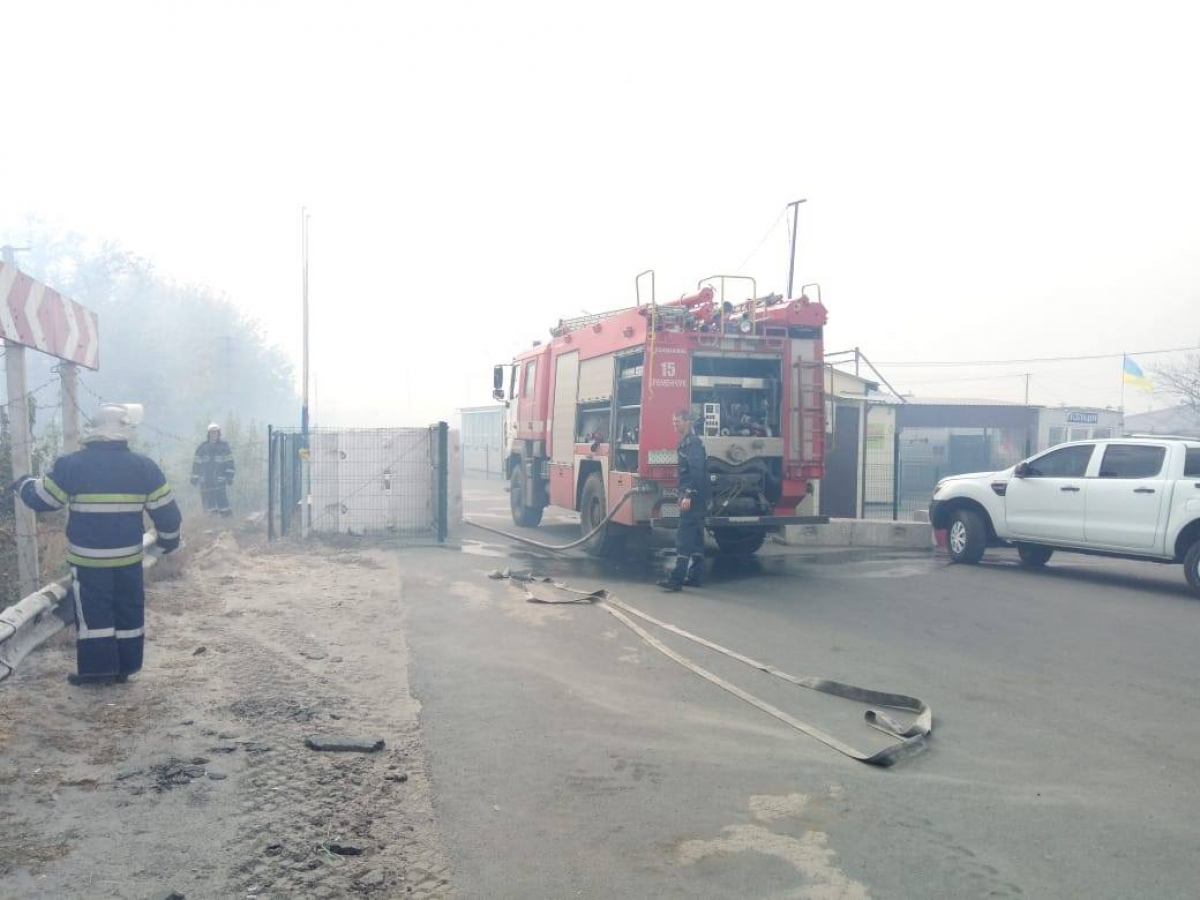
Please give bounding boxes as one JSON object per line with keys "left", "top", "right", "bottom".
{"left": 0, "top": 533, "right": 451, "bottom": 900}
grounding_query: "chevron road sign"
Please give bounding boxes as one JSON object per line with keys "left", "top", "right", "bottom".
{"left": 0, "top": 260, "right": 99, "bottom": 369}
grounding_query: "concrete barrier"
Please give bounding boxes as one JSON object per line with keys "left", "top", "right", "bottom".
{"left": 0, "top": 532, "right": 165, "bottom": 683}
{"left": 780, "top": 519, "right": 934, "bottom": 550}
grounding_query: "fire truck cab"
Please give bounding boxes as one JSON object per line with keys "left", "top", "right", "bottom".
{"left": 493, "top": 278, "right": 828, "bottom": 556}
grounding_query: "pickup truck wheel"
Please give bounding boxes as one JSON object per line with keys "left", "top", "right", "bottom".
{"left": 1016, "top": 543, "right": 1054, "bottom": 568}
{"left": 1185, "top": 541, "right": 1200, "bottom": 596}
{"left": 510, "top": 466, "right": 543, "bottom": 527}
{"left": 947, "top": 509, "right": 987, "bottom": 564}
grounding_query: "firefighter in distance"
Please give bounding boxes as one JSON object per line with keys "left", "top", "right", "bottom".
{"left": 13, "top": 403, "right": 182, "bottom": 686}
{"left": 192, "top": 422, "right": 235, "bottom": 516}
{"left": 658, "top": 409, "right": 710, "bottom": 591}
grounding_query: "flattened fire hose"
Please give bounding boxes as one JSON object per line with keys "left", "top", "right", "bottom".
{"left": 464, "top": 487, "right": 645, "bottom": 552}
{"left": 471, "top": 496, "right": 932, "bottom": 766}
{"left": 484, "top": 567, "right": 931, "bottom": 767}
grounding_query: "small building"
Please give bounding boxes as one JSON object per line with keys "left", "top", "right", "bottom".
{"left": 803, "top": 369, "right": 898, "bottom": 520}
{"left": 458, "top": 405, "right": 507, "bottom": 479}
{"left": 810, "top": 387, "right": 1040, "bottom": 521}
{"left": 1123, "top": 405, "right": 1200, "bottom": 438}
{"left": 1035, "top": 406, "right": 1123, "bottom": 451}
{"left": 891, "top": 398, "right": 1038, "bottom": 520}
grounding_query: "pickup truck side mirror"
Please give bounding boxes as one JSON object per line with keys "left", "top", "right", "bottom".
{"left": 1013, "top": 462, "right": 1030, "bottom": 478}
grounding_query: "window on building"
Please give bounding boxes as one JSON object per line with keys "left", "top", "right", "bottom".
{"left": 1069, "top": 427, "right": 1090, "bottom": 442}
{"left": 1048, "top": 426, "right": 1066, "bottom": 447}
{"left": 1098, "top": 444, "right": 1166, "bottom": 479}
{"left": 1091, "top": 427, "right": 1112, "bottom": 439}
{"left": 1026, "top": 444, "right": 1094, "bottom": 478}
{"left": 522, "top": 359, "right": 537, "bottom": 398}
{"left": 1182, "top": 447, "right": 1200, "bottom": 478}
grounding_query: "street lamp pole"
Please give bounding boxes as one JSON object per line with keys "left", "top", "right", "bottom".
{"left": 301, "top": 207, "right": 310, "bottom": 443}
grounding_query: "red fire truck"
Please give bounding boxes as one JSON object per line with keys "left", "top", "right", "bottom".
{"left": 492, "top": 275, "right": 827, "bottom": 556}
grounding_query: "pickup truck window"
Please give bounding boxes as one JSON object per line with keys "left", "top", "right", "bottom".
{"left": 1026, "top": 444, "right": 1093, "bottom": 478}
{"left": 1098, "top": 444, "right": 1166, "bottom": 479}
{"left": 1186, "top": 448, "right": 1200, "bottom": 478}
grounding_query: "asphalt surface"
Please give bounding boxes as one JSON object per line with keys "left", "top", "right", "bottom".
{"left": 399, "top": 479, "right": 1200, "bottom": 899}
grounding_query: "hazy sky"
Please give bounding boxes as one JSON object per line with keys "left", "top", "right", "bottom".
{"left": 2, "top": 1, "right": 1197, "bottom": 424}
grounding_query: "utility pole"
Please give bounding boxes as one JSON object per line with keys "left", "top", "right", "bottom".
{"left": 785, "top": 198, "right": 807, "bottom": 299}
{"left": 1023, "top": 373, "right": 1031, "bottom": 406}
{"left": 300, "top": 208, "right": 311, "bottom": 539}
{"left": 2, "top": 244, "right": 40, "bottom": 598}
{"left": 301, "top": 207, "right": 310, "bottom": 444}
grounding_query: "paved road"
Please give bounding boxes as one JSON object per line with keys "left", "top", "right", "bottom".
{"left": 400, "top": 481, "right": 1200, "bottom": 899}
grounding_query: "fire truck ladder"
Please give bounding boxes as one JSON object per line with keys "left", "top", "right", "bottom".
{"left": 792, "top": 361, "right": 826, "bottom": 469}
{"left": 552, "top": 306, "right": 636, "bottom": 337}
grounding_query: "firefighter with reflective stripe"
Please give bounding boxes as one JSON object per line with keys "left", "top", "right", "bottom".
{"left": 658, "top": 409, "right": 710, "bottom": 591}
{"left": 12, "top": 403, "right": 182, "bottom": 686}
{"left": 191, "top": 423, "right": 235, "bottom": 517}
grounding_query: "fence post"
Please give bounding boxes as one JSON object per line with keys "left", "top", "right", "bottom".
{"left": 60, "top": 363, "right": 81, "bottom": 454}
{"left": 267, "top": 425, "right": 276, "bottom": 541}
{"left": 892, "top": 428, "right": 901, "bottom": 521}
{"left": 436, "top": 421, "right": 449, "bottom": 543}
{"left": 280, "top": 434, "right": 292, "bottom": 537}
{"left": 5, "top": 341, "right": 40, "bottom": 599}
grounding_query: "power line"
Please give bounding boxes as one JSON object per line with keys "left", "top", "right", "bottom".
{"left": 736, "top": 208, "right": 787, "bottom": 273}
{"left": 849, "top": 345, "right": 1200, "bottom": 368}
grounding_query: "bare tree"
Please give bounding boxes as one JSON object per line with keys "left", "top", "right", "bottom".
{"left": 1154, "top": 353, "right": 1200, "bottom": 413}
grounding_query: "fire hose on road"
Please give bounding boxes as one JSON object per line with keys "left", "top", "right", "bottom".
{"left": 468, "top": 501, "right": 932, "bottom": 767}
{"left": 0, "top": 532, "right": 168, "bottom": 683}
{"left": 464, "top": 487, "right": 645, "bottom": 552}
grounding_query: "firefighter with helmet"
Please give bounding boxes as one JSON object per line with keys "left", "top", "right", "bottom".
{"left": 658, "top": 409, "right": 710, "bottom": 591}
{"left": 191, "top": 422, "right": 235, "bottom": 516}
{"left": 12, "top": 403, "right": 182, "bottom": 685}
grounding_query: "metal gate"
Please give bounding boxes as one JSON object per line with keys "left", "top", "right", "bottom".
{"left": 268, "top": 423, "right": 449, "bottom": 541}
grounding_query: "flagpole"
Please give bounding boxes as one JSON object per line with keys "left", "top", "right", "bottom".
{"left": 1120, "top": 352, "right": 1126, "bottom": 432}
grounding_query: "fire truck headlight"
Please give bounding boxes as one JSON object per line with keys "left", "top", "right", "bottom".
{"left": 738, "top": 318, "right": 753, "bottom": 334}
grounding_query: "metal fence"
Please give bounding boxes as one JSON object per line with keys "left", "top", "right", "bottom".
{"left": 268, "top": 424, "right": 449, "bottom": 541}
{"left": 860, "top": 423, "right": 1030, "bottom": 522}
{"left": 862, "top": 433, "right": 901, "bottom": 521}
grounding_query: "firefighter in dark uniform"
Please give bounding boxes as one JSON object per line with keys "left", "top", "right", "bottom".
{"left": 13, "top": 404, "right": 182, "bottom": 685}
{"left": 191, "top": 423, "right": 235, "bottom": 517}
{"left": 659, "top": 409, "right": 710, "bottom": 591}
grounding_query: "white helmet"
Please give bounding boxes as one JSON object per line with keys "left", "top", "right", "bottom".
{"left": 207, "top": 422, "right": 221, "bottom": 433}
{"left": 83, "top": 403, "right": 144, "bottom": 443}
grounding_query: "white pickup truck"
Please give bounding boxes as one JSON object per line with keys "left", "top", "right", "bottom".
{"left": 929, "top": 437, "right": 1200, "bottom": 596}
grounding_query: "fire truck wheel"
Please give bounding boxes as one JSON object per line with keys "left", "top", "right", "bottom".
{"left": 713, "top": 528, "right": 767, "bottom": 556}
{"left": 510, "top": 466, "right": 544, "bottom": 527}
{"left": 580, "top": 472, "right": 626, "bottom": 557}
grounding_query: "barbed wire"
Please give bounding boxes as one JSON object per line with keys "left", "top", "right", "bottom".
{"left": 73, "top": 373, "right": 266, "bottom": 449}
{"left": 0, "top": 376, "right": 59, "bottom": 411}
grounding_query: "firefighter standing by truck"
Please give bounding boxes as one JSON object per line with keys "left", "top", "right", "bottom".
{"left": 658, "top": 409, "right": 710, "bottom": 591}
{"left": 11, "top": 403, "right": 182, "bottom": 685}
{"left": 192, "top": 423, "right": 235, "bottom": 516}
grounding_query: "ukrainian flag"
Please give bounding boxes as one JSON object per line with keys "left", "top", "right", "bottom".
{"left": 1123, "top": 356, "right": 1152, "bottom": 392}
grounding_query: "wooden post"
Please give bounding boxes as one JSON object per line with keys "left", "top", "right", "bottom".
{"left": 60, "top": 362, "right": 80, "bottom": 453}
{"left": 5, "top": 340, "right": 40, "bottom": 598}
